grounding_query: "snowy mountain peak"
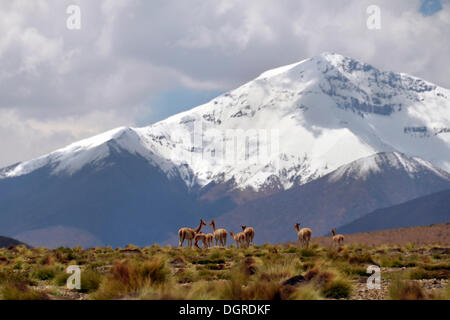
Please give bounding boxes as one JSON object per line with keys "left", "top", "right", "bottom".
{"left": 1, "top": 53, "right": 450, "bottom": 192}
{"left": 0, "top": 127, "right": 133, "bottom": 178}
{"left": 329, "top": 152, "right": 450, "bottom": 182}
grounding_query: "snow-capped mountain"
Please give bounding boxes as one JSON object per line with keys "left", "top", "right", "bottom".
{"left": 328, "top": 151, "right": 450, "bottom": 182}
{"left": 2, "top": 52, "right": 450, "bottom": 193}
{"left": 1, "top": 53, "right": 450, "bottom": 247}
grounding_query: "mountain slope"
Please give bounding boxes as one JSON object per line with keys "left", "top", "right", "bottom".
{"left": 2, "top": 53, "right": 449, "bottom": 193}
{"left": 336, "top": 189, "right": 450, "bottom": 234}
{"left": 0, "top": 235, "right": 27, "bottom": 248}
{"left": 214, "top": 152, "right": 450, "bottom": 244}
{"left": 0, "top": 143, "right": 235, "bottom": 248}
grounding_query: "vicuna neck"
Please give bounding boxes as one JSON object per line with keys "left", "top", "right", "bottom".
{"left": 195, "top": 222, "right": 203, "bottom": 233}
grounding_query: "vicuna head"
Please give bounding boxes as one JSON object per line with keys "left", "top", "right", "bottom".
{"left": 294, "top": 222, "right": 300, "bottom": 231}
{"left": 200, "top": 219, "right": 206, "bottom": 227}
{"left": 241, "top": 225, "right": 247, "bottom": 231}
{"left": 331, "top": 228, "right": 335, "bottom": 236}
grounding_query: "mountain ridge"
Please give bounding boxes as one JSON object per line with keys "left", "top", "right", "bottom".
{"left": 336, "top": 188, "right": 450, "bottom": 234}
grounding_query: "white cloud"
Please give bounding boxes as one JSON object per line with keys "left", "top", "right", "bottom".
{"left": 0, "top": 109, "right": 132, "bottom": 167}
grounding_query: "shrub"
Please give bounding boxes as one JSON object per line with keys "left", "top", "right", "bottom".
{"left": 422, "top": 263, "right": 450, "bottom": 271}
{"left": 140, "top": 258, "right": 170, "bottom": 285}
{"left": 79, "top": 270, "right": 102, "bottom": 293}
{"left": 243, "top": 279, "right": 280, "bottom": 299}
{"left": 299, "top": 248, "right": 316, "bottom": 257}
{"left": 32, "top": 266, "right": 58, "bottom": 280}
{"left": 348, "top": 253, "right": 375, "bottom": 265}
{"left": 208, "top": 250, "right": 224, "bottom": 260}
{"left": 92, "top": 257, "right": 169, "bottom": 299}
{"left": 408, "top": 267, "right": 449, "bottom": 280}
{"left": 54, "top": 272, "right": 71, "bottom": 286}
{"left": 289, "top": 284, "right": 321, "bottom": 300}
{"left": 222, "top": 267, "right": 280, "bottom": 300}
{"left": 1, "top": 281, "right": 49, "bottom": 300}
{"left": 40, "top": 255, "right": 55, "bottom": 265}
{"left": 389, "top": 279, "right": 426, "bottom": 300}
{"left": 339, "top": 264, "right": 367, "bottom": 278}
{"left": 321, "top": 279, "right": 352, "bottom": 299}
{"left": 284, "top": 247, "right": 298, "bottom": 254}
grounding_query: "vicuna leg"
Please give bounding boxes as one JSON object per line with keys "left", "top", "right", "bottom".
{"left": 179, "top": 234, "right": 185, "bottom": 247}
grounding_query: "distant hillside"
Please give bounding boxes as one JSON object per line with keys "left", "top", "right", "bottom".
{"left": 0, "top": 235, "right": 27, "bottom": 248}
{"left": 336, "top": 189, "right": 450, "bottom": 235}
{"left": 313, "top": 223, "right": 450, "bottom": 246}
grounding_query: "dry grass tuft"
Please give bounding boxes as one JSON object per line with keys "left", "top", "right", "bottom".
{"left": 389, "top": 279, "right": 427, "bottom": 300}
{"left": 92, "top": 257, "right": 169, "bottom": 299}
{"left": 0, "top": 281, "right": 49, "bottom": 300}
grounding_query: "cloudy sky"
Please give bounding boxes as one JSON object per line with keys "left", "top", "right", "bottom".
{"left": 0, "top": 0, "right": 449, "bottom": 167}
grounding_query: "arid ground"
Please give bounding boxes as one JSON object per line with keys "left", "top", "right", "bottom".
{"left": 0, "top": 223, "right": 448, "bottom": 300}
{"left": 312, "top": 223, "right": 450, "bottom": 247}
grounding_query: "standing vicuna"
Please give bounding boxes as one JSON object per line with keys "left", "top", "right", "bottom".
{"left": 331, "top": 229, "right": 344, "bottom": 246}
{"left": 294, "top": 222, "right": 312, "bottom": 247}
{"left": 194, "top": 233, "right": 209, "bottom": 249}
{"left": 205, "top": 233, "right": 214, "bottom": 248}
{"left": 178, "top": 219, "right": 206, "bottom": 247}
{"left": 194, "top": 232, "right": 214, "bottom": 249}
{"left": 241, "top": 225, "right": 255, "bottom": 247}
{"left": 230, "top": 231, "right": 246, "bottom": 248}
{"left": 209, "top": 220, "right": 227, "bottom": 247}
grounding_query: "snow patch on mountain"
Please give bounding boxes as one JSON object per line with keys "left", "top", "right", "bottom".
{"left": 328, "top": 152, "right": 450, "bottom": 182}
{"left": 0, "top": 127, "right": 185, "bottom": 181}
{"left": 1, "top": 127, "right": 128, "bottom": 178}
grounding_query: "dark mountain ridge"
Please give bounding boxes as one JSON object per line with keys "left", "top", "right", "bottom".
{"left": 337, "top": 189, "right": 450, "bottom": 234}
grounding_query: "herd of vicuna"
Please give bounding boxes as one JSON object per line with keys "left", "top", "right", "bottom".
{"left": 178, "top": 219, "right": 344, "bottom": 248}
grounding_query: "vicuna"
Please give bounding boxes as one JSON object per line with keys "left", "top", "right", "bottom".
{"left": 294, "top": 222, "right": 312, "bottom": 247}
{"left": 209, "top": 220, "right": 227, "bottom": 247}
{"left": 178, "top": 219, "right": 206, "bottom": 247}
{"left": 230, "top": 231, "right": 246, "bottom": 248}
{"left": 194, "top": 233, "right": 209, "bottom": 248}
{"left": 331, "top": 228, "right": 344, "bottom": 246}
{"left": 241, "top": 225, "right": 255, "bottom": 247}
